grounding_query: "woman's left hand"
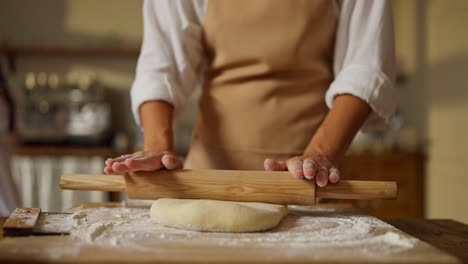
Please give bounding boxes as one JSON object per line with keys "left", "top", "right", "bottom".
{"left": 264, "top": 154, "right": 340, "bottom": 187}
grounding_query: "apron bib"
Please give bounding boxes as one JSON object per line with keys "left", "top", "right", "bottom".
{"left": 186, "top": 0, "right": 336, "bottom": 170}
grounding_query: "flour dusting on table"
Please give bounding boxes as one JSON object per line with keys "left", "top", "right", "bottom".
{"left": 31, "top": 205, "right": 417, "bottom": 259}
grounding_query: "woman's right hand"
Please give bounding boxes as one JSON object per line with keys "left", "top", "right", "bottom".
{"left": 104, "top": 150, "right": 183, "bottom": 174}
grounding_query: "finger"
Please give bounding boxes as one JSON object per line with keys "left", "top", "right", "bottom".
{"left": 161, "top": 154, "right": 183, "bottom": 170}
{"left": 286, "top": 159, "right": 304, "bottom": 179}
{"left": 105, "top": 158, "right": 114, "bottom": 166}
{"left": 106, "top": 153, "right": 141, "bottom": 168}
{"left": 264, "top": 159, "right": 287, "bottom": 171}
{"left": 124, "top": 155, "right": 164, "bottom": 171}
{"left": 107, "top": 154, "right": 134, "bottom": 165}
{"left": 104, "top": 166, "right": 114, "bottom": 174}
{"left": 111, "top": 162, "right": 131, "bottom": 174}
{"left": 316, "top": 167, "right": 329, "bottom": 187}
{"left": 302, "top": 159, "right": 316, "bottom": 180}
{"left": 329, "top": 167, "right": 340, "bottom": 183}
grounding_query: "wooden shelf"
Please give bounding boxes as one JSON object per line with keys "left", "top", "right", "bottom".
{"left": 0, "top": 45, "right": 140, "bottom": 57}
{"left": 0, "top": 44, "right": 140, "bottom": 72}
{"left": 13, "top": 144, "right": 121, "bottom": 157}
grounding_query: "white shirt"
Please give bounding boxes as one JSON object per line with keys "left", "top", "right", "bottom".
{"left": 131, "top": 0, "right": 396, "bottom": 129}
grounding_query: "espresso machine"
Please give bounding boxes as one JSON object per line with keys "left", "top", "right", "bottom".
{"left": 16, "top": 72, "right": 112, "bottom": 145}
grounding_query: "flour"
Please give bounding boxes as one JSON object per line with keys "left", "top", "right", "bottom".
{"left": 27, "top": 205, "right": 418, "bottom": 260}
{"left": 70, "top": 211, "right": 87, "bottom": 226}
{"left": 378, "top": 231, "right": 418, "bottom": 248}
{"left": 81, "top": 222, "right": 115, "bottom": 243}
{"left": 71, "top": 211, "right": 86, "bottom": 220}
{"left": 34, "top": 213, "right": 74, "bottom": 234}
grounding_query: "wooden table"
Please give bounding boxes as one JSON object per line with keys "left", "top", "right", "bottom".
{"left": 384, "top": 219, "right": 468, "bottom": 264}
{"left": 0, "top": 205, "right": 467, "bottom": 263}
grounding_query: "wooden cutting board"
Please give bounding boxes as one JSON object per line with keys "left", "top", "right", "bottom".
{"left": 0, "top": 203, "right": 460, "bottom": 264}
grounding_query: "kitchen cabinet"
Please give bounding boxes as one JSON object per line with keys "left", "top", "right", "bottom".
{"left": 340, "top": 151, "right": 425, "bottom": 218}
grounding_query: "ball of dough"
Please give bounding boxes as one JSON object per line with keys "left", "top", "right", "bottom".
{"left": 150, "top": 198, "right": 288, "bottom": 232}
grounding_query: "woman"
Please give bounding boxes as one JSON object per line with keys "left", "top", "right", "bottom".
{"left": 105, "top": 0, "right": 396, "bottom": 188}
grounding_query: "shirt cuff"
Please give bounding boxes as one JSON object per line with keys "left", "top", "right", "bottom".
{"left": 325, "top": 65, "right": 396, "bottom": 130}
{"left": 130, "top": 72, "right": 174, "bottom": 126}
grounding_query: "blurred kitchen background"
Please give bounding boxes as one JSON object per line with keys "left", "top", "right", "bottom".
{"left": 0, "top": 0, "right": 467, "bottom": 223}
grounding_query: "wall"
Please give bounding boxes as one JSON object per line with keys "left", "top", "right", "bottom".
{"left": 425, "top": 0, "right": 468, "bottom": 223}
{"left": 394, "top": 0, "right": 468, "bottom": 223}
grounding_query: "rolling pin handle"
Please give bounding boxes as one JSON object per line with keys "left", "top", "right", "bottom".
{"left": 60, "top": 174, "right": 126, "bottom": 192}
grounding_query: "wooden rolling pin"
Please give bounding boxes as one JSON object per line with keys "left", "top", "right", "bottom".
{"left": 60, "top": 170, "right": 397, "bottom": 206}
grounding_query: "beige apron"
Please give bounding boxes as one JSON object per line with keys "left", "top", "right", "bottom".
{"left": 186, "top": 0, "right": 337, "bottom": 170}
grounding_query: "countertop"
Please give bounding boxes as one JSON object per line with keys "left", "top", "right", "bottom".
{"left": 1, "top": 204, "right": 467, "bottom": 263}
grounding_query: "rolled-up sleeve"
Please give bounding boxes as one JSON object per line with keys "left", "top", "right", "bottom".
{"left": 326, "top": 0, "right": 396, "bottom": 128}
{"left": 131, "top": 0, "right": 206, "bottom": 126}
